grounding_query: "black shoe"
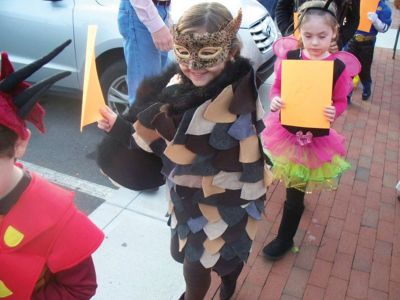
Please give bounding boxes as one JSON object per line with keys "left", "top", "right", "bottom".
{"left": 362, "top": 88, "right": 371, "bottom": 100}
{"left": 263, "top": 189, "right": 304, "bottom": 261}
{"left": 220, "top": 263, "right": 244, "bottom": 300}
{"left": 262, "top": 238, "right": 294, "bottom": 261}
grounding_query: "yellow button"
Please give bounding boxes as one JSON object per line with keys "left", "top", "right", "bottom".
{"left": 4, "top": 225, "right": 24, "bottom": 247}
{"left": 0, "top": 280, "right": 13, "bottom": 298}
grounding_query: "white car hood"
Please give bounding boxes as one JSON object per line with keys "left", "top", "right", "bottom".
{"left": 169, "top": 0, "right": 268, "bottom": 29}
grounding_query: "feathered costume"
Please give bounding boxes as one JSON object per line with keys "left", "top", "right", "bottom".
{"left": 97, "top": 10, "right": 273, "bottom": 274}
{"left": 98, "top": 57, "right": 272, "bottom": 274}
{"left": 261, "top": 36, "right": 360, "bottom": 192}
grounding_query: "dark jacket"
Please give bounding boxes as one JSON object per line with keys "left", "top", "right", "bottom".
{"left": 275, "top": 0, "right": 360, "bottom": 49}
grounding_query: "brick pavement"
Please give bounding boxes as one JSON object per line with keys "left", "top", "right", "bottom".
{"left": 205, "top": 6, "right": 400, "bottom": 300}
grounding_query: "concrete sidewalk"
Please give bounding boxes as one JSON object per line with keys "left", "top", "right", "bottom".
{"left": 90, "top": 186, "right": 184, "bottom": 300}
{"left": 89, "top": 10, "right": 400, "bottom": 300}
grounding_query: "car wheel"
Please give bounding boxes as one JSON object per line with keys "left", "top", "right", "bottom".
{"left": 99, "top": 58, "right": 129, "bottom": 115}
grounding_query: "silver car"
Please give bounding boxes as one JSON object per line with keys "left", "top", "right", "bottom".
{"left": 0, "top": 0, "right": 277, "bottom": 113}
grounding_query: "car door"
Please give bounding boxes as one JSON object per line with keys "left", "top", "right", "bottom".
{"left": 0, "top": 0, "right": 79, "bottom": 90}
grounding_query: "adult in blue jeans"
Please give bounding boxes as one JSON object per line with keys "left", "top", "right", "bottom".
{"left": 118, "top": 0, "right": 173, "bottom": 106}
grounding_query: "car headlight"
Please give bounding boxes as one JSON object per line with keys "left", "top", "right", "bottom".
{"left": 249, "top": 14, "right": 277, "bottom": 54}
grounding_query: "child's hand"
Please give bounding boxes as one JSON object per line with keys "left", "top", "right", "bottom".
{"left": 167, "top": 74, "right": 182, "bottom": 87}
{"left": 367, "top": 12, "right": 387, "bottom": 32}
{"left": 367, "top": 12, "right": 378, "bottom": 23}
{"left": 97, "top": 106, "right": 117, "bottom": 132}
{"left": 324, "top": 106, "right": 336, "bottom": 123}
{"left": 270, "top": 96, "right": 285, "bottom": 112}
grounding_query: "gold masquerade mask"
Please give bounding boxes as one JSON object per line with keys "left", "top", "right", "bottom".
{"left": 173, "top": 9, "right": 242, "bottom": 69}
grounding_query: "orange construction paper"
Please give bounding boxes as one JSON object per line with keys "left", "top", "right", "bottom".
{"left": 281, "top": 60, "right": 333, "bottom": 129}
{"left": 80, "top": 25, "right": 106, "bottom": 132}
{"left": 358, "top": 0, "right": 380, "bottom": 32}
{"left": 293, "top": 12, "right": 300, "bottom": 40}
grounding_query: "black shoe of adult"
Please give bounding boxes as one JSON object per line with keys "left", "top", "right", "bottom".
{"left": 262, "top": 238, "right": 294, "bottom": 261}
{"left": 220, "top": 262, "right": 244, "bottom": 300}
{"left": 362, "top": 88, "right": 371, "bottom": 100}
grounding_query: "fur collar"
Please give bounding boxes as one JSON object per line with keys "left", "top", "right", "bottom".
{"left": 129, "top": 57, "right": 253, "bottom": 118}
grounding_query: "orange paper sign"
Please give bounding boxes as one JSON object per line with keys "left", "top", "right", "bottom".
{"left": 293, "top": 12, "right": 300, "bottom": 40}
{"left": 281, "top": 60, "right": 333, "bottom": 129}
{"left": 358, "top": 0, "right": 380, "bottom": 32}
{"left": 80, "top": 25, "right": 106, "bottom": 132}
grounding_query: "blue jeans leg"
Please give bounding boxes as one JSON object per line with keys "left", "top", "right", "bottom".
{"left": 118, "top": 0, "right": 169, "bottom": 106}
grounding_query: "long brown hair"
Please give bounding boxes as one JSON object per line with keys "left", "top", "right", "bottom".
{"left": 175, "top": 2, "right": 242, "bottom": 58}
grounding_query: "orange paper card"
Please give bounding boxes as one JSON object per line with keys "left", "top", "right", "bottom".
{"left": 293, "top": 12, "right": 300, "bottom": 40}
{"left": 281, "top": 60, "right": 333, "bottom": 129}
{"left": 358, "top": 0, "right": 380, "bottom": 32}
{"left": 80, "top": 25, "right": 106, "bottom": 132}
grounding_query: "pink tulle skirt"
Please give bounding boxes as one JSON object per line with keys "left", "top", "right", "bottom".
{"left": 262, "top": 112, "right": 347, "bottom": 169}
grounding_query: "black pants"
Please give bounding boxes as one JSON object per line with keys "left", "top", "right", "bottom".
{"left": 346, "top": 37, "right": 376, "bottom": 88}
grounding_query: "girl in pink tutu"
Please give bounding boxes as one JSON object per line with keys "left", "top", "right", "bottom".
{"left": 261, "top": 0, "right": 360, "bottom": 260}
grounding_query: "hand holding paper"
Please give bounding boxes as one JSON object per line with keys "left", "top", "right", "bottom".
{"left": 97, "top": 106, "right": 117, "bottom": 133}
{"left": 270, "top": 96, "right": 285, "bottom": 112}
{"left": 324, "top": 106, "right": 336, "bottom": 123}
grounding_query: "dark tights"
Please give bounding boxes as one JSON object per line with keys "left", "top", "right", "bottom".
{"left": 286, "top": 188, "right": 305, "bottom": 210}
{"left": 171, "top": 234, "right": 211, "bottom": 300}
{"left": 183, "top": 260, "right": 211, "bottom": 300}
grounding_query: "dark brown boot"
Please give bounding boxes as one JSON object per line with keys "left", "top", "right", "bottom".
{"left": 220, "top": 262, "right": 244, "bottom": 300}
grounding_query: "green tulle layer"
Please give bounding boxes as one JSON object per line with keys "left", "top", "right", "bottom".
{"left": 268, "top": 154, "right": 351, "bottom": 193}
